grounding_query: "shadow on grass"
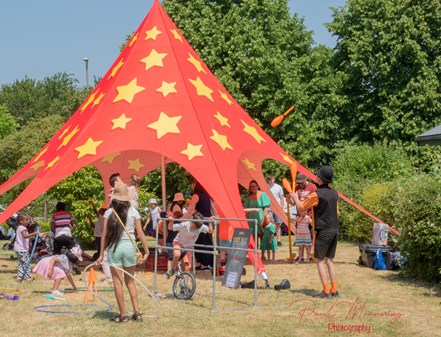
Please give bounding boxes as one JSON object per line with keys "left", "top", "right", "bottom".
{"left": 380, "top": 272, "right": 441, "bottom": 298}
{"left": 287, "top": 288, "right": 317, "bottom": 296}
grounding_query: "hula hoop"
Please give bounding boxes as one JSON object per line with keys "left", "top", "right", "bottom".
{"left": 33, "top": 303, "right": 113, "bottom": 315}
{"left": 82, "top": 262, "right": 160, "bottom": 319}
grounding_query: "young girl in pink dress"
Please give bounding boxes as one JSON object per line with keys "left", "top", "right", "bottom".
{"left": 294, "top": 208, "right": 313, "bottom": 263}
{"left": 33, "top": 250, "right": 79, "bottom": 295}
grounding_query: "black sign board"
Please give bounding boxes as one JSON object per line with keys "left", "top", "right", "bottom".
{"left": 222, "top": 228, "right": 251, "bottom": 288}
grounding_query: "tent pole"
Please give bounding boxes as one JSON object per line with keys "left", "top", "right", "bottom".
{"left": 161, "top": 155, "right": 167, "bottom": 211}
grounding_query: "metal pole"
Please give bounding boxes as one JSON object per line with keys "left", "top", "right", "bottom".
{"left": 211, "top": 221, "right": 217, "bottom": 312}
{"left": 83, "top": 57, "right": 89, "bottom": 88}
{"left": 161, "top": 155, "right": 167, "bottom": 211}
{"left": 253, "top": 219, "right": 258, "bottom": 308}
{"left": 153, "top": 221, "right": 158, "bottom": 298}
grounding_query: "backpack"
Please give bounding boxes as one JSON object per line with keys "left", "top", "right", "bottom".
{"left": 373, "top": 248, "right": 386, "bottom": 270}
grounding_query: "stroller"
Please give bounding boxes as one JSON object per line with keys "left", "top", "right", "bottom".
{"left": 28, "top": 221, "right": 51, "bottom": 262}
{"left": 2, "top": 214, "right": 18, "bottom": 250}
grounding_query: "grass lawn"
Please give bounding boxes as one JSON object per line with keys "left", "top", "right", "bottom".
{"left": 0, "top": 238, "right": 440, "bottom": 337}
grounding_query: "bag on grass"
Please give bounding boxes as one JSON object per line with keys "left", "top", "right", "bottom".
{"left": 373, "top": 248, "right": 386, "bottom": 270}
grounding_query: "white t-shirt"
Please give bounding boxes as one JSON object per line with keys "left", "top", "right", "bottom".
{"left": 104, "top": 207, "right": 140, "bottom": 240}
{"left": 173, "top": 221, "right": 209, "bottom": 248}
{"left": 13, "top": 225, "right": 29, "bottom": 252}
{"left": 268, "top": 182, "right": 284, "bottom": 207}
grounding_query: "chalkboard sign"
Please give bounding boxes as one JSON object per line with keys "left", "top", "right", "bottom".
{"left": 222, "top": 228, "right": 251, "bottom": 288}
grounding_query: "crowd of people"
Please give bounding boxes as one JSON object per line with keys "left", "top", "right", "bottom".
{"left": 2, "top": 165, "right": 339, "bottom": 323}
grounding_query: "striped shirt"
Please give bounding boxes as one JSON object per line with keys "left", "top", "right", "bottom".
{"left": 52, "top": 211, "right": 74, "bottom": 238}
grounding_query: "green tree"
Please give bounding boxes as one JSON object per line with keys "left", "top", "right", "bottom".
{"left": 162, "top": 0, "right": 344, "bottom": 167}
{"left": 328, "top": 0, "right": 441, "bottom": 145}
{"left": 0, "top": 114, "right": 64, "bottom": 184}
{"left": 0, "top": 104, "right": 17, "bottom": 139}
{"left": 0, "top": 73, "right": 87, "bottom": 126}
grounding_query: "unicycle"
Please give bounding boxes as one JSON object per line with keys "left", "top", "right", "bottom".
{"left": 172, "top": 253, "right": 196, "bottom": 300}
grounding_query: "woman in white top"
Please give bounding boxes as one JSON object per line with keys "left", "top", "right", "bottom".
{"left": 98, "top": 182, "right": 149, "bottom": 323}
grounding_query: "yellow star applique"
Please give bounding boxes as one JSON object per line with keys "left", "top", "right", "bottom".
{"left": 112, "top": 113, "right": 132, "bottom": 130}
{"left": 58, "top": 126, "right": 70, "bottom": 140}
{"left": 33, "top": 146, "right": 49, "bottom": 162}
{"left": 57, "top": 125, "right": 80, "bottom": 150}
{"left": 45, "top": 156, "right": 60, "bottom": 170}
{"left": 147, "top": 112, "right": 182, "bottom": 139}
{"left": 92, "top": 92, "right": 105, "bottom": 107}
{"left": 108, "top": 59, "right": 124, "bottom": 79}
{"left": 128, "top": 159, "right": 145, "bottom": 172}
{"left": 113, "top": 78, "right": 145, "bottom": 104}
{"left": 219, "top": 90, "right": 233, "bottom": 105}
{"left": 181, "top": 143, "right": 203, "bottom": 161}
{"left": 156, "top": 81, "right": 177, "bottom": 97}
{"left": 170, "top": 29, "right": 183, "bottom": 43}
{"left": 187, "top": 53, "right": 206, "bottom": 73}
{"left": 214, "top": 111, "right": 231, "bottom": 128}
{"left": 145, "top": 26, "right": 162, "bottom": 40}
{"left": 101, "top": 153, "right": 121, "bottom": 164}
{"left": 241, "top": 120, "right": 266, "bottom": 144}
{"left": 129, "top": 32, "right": 139, "bottom": 47}
{"left": 242, "top": 158, "right": 256, "bottom": 170}
{"left": 80, "top": 91, "right": 97, "bottom": 113}
{"left": 280, "top": 153, "right": 293, "bottom": 164}
{"left": 31, "top": 161, "right": 44, "bottom": 171}
{"left": 75, "top": 138, "right": 103, "bottom": 159}
{"left": 210, "top": 129, "right": 233, "bottom": 150}
{"left": 140, "top": 49, "right": 168, "bottom": 71}
{"left": 189, "top": 77, "right": 214, "bottom": 102}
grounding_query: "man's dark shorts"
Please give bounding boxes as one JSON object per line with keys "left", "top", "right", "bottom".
{"left": 314, "top": 229, "right": 338, "bottom": 260}
{"left": 53, "top": 234, "right": 76, "bottom": 254}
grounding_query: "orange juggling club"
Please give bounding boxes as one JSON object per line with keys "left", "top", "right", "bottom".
{"left": 290, "top": 162, "right": 298, "bottom": 191}
{"left": 270, "top": 105, "right": 295, "bottom": 127}
{"left": 282, "top": 178, "right": 293, "bottom": 194}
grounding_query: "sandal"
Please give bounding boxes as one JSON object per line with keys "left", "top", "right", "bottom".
{"left": 132, "top": 312, "right": 143, "bottom": 322}
{"left": 110, "top": 315, "right": 129, "bottom": 323}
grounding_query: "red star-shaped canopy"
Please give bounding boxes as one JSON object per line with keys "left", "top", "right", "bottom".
{"left": 0, "top": 1, "right": 399, "bottom": 277}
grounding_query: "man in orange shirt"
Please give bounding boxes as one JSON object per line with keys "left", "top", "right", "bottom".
{"left": 289, "top": 166, "right": 339, "bottom": 299}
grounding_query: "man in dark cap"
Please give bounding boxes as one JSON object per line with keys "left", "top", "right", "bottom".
{"left": 289, "top": 165, "right": 339, "bottom": 299}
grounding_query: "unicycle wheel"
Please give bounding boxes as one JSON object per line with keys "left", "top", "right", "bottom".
{"left": 172, "top": 272, "right": 196, "bottom": 300}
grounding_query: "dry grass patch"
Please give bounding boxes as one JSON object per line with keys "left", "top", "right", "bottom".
{"left": 0, "top": 240, "right": 440, "bottom": 337}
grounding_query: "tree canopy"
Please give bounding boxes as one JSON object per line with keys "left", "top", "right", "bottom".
{"left": 328, "top": 0, "right": 441, "bottom": 145}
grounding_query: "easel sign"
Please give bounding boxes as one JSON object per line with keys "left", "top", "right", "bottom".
{"left": 222, "top": 228, "right": 251, "bottom": 289}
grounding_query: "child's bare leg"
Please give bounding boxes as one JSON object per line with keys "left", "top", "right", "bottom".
{"left": 271, "top": 251, "right": 275, "bottom": 261}
{"left": 52, "top": 278, "right": 63, "bottom": 291}
{"left": 298, "top": 245, "right": 304, "bottom": 260}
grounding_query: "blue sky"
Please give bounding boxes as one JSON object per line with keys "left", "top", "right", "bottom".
{"left": 0, "top": 0, "right": 346, "bottom": 87}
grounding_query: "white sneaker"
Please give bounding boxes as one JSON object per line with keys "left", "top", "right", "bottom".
{"left": 51, "top": 290, "right": 64, "bottom": 296}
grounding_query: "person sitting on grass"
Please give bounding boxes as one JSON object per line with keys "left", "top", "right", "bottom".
{"left": 165, "top": 211, "right": 214, "bottom": 278}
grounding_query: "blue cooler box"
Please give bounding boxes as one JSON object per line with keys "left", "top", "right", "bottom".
{"left": 358, "top": 244, "right": 392, "bottom": 269}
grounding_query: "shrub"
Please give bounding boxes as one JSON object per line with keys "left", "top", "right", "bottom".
{"left": 391, "top": 173, "right": 441, "bottom": 283}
